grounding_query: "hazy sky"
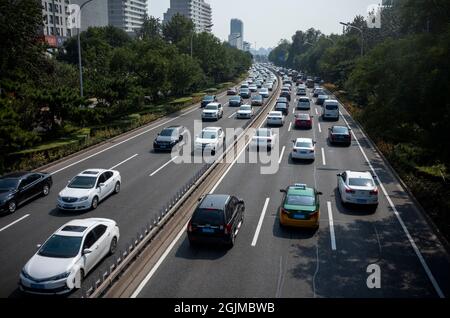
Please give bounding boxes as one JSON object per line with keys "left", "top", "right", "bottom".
{"left": 149, "top": 0, "right": 380, "bottom": 48}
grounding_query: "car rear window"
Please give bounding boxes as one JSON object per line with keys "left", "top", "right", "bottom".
{"left": 348, "top": 178, "right": 375, "bottom": 187}
{"left": 191, "top": 209, "right": 224, "bottom": 226}
{"left": 326, "top": 104, "right": 338, "bottom": 110}
{"left": 332, "top": 126, "right": 349, "bottom": 134}
{"left": 286, "top": 195, "right": 315, "bottom": 206}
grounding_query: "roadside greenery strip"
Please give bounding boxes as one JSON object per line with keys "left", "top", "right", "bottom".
{"left": 268, "top": 0, "right": 450, "bottom": 242}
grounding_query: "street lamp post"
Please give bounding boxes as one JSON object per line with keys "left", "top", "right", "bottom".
{"left": 191, "top": 23, "right": 214, "bottom": 58}
{"left": 77, "top": 0, "right": 95, "bottom": 98}
{"left": 340, "top": 22, "right": 364, "bottom": 56}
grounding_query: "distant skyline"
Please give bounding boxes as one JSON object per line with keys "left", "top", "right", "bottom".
{"left": 149, "top": 0, "right": 380, "bottom": 48}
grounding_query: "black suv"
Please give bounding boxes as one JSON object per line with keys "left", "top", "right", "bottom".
{"left": 187, "top": 194, "right": 245, "bottom": 248}
{"left": 201, "top": 95, "right": 217, "bottom": 108}
{"left": 279, "top": 91, "right": 291, "bottom": 102}
{"left": 153, "top": 126, "right": 187, "bottom": 151}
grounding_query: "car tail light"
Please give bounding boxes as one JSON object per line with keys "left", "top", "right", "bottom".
{"left": 370, "top": 188, "right": 378, "bottom": 195}
{"left": 309, "top": 149, "right": 314, "bottom": 153}
{"left": 310, "top": 211, "right": 319, "bottom": 218}
{"left": 267, "top": 139, "right": 272, "bottom": 143}
{"left": 280, "top": 208, "right": 289, "bottom": 215}
{"left": 345, "top": 188, "right": 355, "bottom": 194}
{"left": 224, "top": 223, "right": 232, "bottom": 235}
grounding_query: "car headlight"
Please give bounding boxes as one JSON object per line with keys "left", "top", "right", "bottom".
{"left": 51, "top": 271, "right": 71, "bottom": 281}
{"left": 21, "top": 268, "right": 32, "bottom": 280}
{"left": 79, "top": 196, "right": 89, "bottom": 202}
{"left": 57, "top": 195, "right": 62, "bottom": 201}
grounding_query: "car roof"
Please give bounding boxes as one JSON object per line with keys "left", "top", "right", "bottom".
{"left": 296, "top": 138, "right": 313, "bottom": 143}
{"left": 287, "top": 184, "right": 315, "bottom": 196}
{"left": 203, "top": 127, "right": 221, "bottom": 132}
{"left": 0, "top": 171, "right": 32, "bottom": 179}
{"left": 206, "top": 102, "right": 220, "bottom": 106}
{"left": 325, "top": 99, "right": 338, "bottom": 103}
{"left": 199, "top": 194, "right": 230, "bottom": 210}
{"left": 79, "top": 169, "right": 107, "bottom": 176}
{"left": 346, "top": 171, "right": 373, "bottom": 179}
{"left": 270, "top": 111, "right": 283, "bottom": 115}
{"left": 55, "top": 218, "right": 114, "bottom": 237}
{"left": 297, "top": 113, "right": 310, "bottom": 118}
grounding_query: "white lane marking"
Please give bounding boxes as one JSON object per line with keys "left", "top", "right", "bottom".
{"left": 149, "top": 156, "right": 179, "bottom": 177}
{"left": 50, "top": 107, "right": 199, "bottom": 176}
{"left": 288, "top": 122, "right": 292, "bottom": 132}
{"left": 228, "top": 112, "right": 237, "bottom": 119}
{"left": 321, "top": 148, "right": 326, "bottom": 166}
{"left": 340, "top": 112, "right": 445, "bottom": 298}
{"left": 131, "top": 220, "right": 188, "bottom": 298}
{"left": 251, "top": 198, "right": 270, "bottom": 247}
{"left": 327, "top": 202, "right": 336, "bottom": 251}
{"left": 0, "top": 214, "right": 30, "bottom": 233}
{"left": 109, "top": 154, "right": 138, "bottom": 170}
{"left": 278, "top": 146, "right": 286, "bottom": 164}
{"left": 318, "top": 123, "right": 322, "bottom": 133}
{"left": 315, "top": 108, "right": 319, "bottom": 115}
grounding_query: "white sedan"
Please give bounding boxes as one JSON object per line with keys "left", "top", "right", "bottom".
{"left": 20, "top": 218, "right": 120, "bottom": 295}
{"left": 291, "top": 138, "right": 316, "bottom": 160}
{"left": 267, "top": 111, "right": 285, "bottom": 126}
{"left": 337, "top": 171, "right": 379, "bottom": 206}
{"left": 236, "top": 104, "right": 254, "bottom": 119}
{"left": 57, "top": 169, "right": 121, "bottom": 211}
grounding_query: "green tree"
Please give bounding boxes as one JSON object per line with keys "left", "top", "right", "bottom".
{"left": 162, "top": 13, "right": 195, "bottom": 45}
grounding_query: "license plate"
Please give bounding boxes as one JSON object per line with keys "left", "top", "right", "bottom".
{"left": 31, "top": 283, "right": 46, "bottom": 289}
{"left": 301, "top": 151, "right": 307, "bottom": 154}
{"left": 63, "top": 205, "right": 72, "bottom": 208}
{"left": 357, "top": 199, "right": 366, "bottom": 203}
{"left": 160, "top": 145, "right": 166, "bottom": 148}
{"left": 202, "top": 228, "right": 214, "bottom": 233}
{"left": 293, "top": 214, "right": 305, "bottom": 219}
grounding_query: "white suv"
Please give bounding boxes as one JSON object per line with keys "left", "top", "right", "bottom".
{"left": 202, "top": 103, "right": 223, "bottom": 121}
{"left": 337, "top": 171, "right": 378, "bottom": 206}
{"left": 194, "top": 127, "right": 225, "bottom": 155}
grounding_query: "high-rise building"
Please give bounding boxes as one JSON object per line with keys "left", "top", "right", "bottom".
{"left": 243, "top": 41, "right": 251, "bottom": 52}
{"left": 228, "top": 19, "right": 243, "bottom": 50}
{"left": 41, "top": 0, "right": 72, "bottom": 37}
{"left": 70, "top": 0, "right": 109, "bottom": 32}
{"left": 164, "top": 0, "right": 212, "bottom": 33}
{"left": 108, "top": 0, "right": 148, "bottom": 35}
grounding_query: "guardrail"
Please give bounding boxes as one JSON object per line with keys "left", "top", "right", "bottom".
{"left": 85, "top": 68, "right": 281, "bottom": 298}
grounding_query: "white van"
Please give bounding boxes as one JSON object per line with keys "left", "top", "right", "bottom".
{"left": 322, "top": 100, "right": 340, "bottom": 121}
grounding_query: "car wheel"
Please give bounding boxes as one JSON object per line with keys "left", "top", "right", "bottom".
{"left": 42, "top": 184, "right": 50, "bottom": 196}
{"left": 91, "top": 196, "right": 99, "bottom": 210}
{"left": 114, "top": 182, "right": 121, "bottom": 194}
{"left": 109, "top": 237, "right": 118, "bottom": 255}
{"left": 8, "top": 200, "right": 17, "bottom": 214}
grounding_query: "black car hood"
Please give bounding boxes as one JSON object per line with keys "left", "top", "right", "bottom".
{"left": 0, "top": 190, "right": 14, "bottom": 201}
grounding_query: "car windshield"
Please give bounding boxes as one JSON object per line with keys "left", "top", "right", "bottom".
{"left": 276, "top": 103, "right": 287, "bottom": 108}
{"left": 0, "top": 178, "right": 19, "bottom": 190}
{"left": 68, "top": 176, "right": 97, "bottom": 189}
{"left": 205, "top": 105, "right": 218, "bottom": 110}
{"left": 349, "top": 178, "right": 375, "bottom": 187}
{"left": 299, "top": 99, "right": 309, "bottom": 103}
{"left": 286, "top": 195, "right": 315, "bottom": 206}
{"left": 296, "top": 142, "right": 312, "bottom": 148}
{"left": 160, "top": 129, "right": 176, "bottom": 137}
{"left": 191, "top": 209, "right": 224, "bottom": 226}
{"left": 38, "top": 235, "right": 82, "bottom": 258}
{"left": 240, "top": 106, "right": 251, "bottom": 111}
{"left": 200, "top": 131, "right": 217, "bottom": 139}
{"left": 230, "top": 96, "right": 240, "bottom": 101}
{"left": 204, "top": 96, "right": 214, "bottom": 101}
{"left": 333, "top": 126, "right": 349, "bottom": 134}
{"left": 256, "top": 129, "right": 271, "bottom": 137}
{"left": 252, "top": 95, "right": 262, "bottom": 100}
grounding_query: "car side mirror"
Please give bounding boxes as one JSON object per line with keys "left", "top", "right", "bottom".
{"left": 98, "top": 183, "right": 105, "bottom": 188}
{"left": 280, "top": 189, "right": 286, "bottom": 193}
{"left": 36, "top": 244, "right": 41, "bottom": 249}
{"left": 238, "top": 199, "right": 245, "bottom": 204}
{"left": 83, "top": 248, "right": 92, "bottom": 255}
{"left": 337, "top": 173, "right": 341, "bottom": 177}
{"left": 317, "top": 192, "right": 323, "bottom": 195}
{"left": 157, "top": 133, "right": 160, "bottom": 136}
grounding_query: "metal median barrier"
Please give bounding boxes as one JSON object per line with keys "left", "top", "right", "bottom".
{"left": 85, "top": 69, "right": 282, "bottom": 298}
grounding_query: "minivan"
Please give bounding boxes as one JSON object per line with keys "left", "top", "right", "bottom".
{"left": 187, "top": 194, "right": 245, "bottom": 248}
{"left": 322, "top": 100, "right": 340, "bottom": 121}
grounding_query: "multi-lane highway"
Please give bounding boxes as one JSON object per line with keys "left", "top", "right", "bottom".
{"left": 1, "top": 67, "right": 449, "bottom": 298}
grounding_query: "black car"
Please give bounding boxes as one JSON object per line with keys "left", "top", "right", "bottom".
{"left": 153, "top": 126, "right": 187, "bottom": 151}
{"left": 275, "top": 103, "right": 288, "bottom": 116}
{"left": 316, "top": 95, "right": 328, "bottom": 105}
{"left": 201, "top": 95, "right": 217, "bottom": 108}
{"left": 187, "top": 194, "right": 245, "bottom": 248}
{"left": 229, "top": 95, "right": 242, "bottom": 107}
{"left": 328, "top": 125, "right": 352, "bottom": 146}
{"left": 0, "top": 172, "right": 53, "bottom": 214}
{"left": 279, "top": 91, "right": 291, "bottom": 102}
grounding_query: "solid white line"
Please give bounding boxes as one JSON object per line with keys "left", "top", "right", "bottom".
{"left": 149, "top": 156, "right": 179, "bottom": 177}
{"left": 228, "top": 112, "right": 237, "bottom": 119}
{"left": 131, "top": 220, "right": 188, "bottom": 298}
{"left": 288, "top": 122, "right": 292, "bottom": 132}
{"left": 327, "top": 202, "right": 336, "bottom": 251}
{"left": 251, "top": 198, "right": 270, "bottom": 247}
{"left": 278, "top": 146, "right": 286, "bottom": 164}
{"left": 109, "top": 154, "right": 138, "bottom": 170}
{"left": 321, "top": 148, "right": 326, "bottom": 166}
{"left": 315, "top": 108, "right": 319, "bottom": 115}
{"left": 0, "top": 214, "right": 30, "bottom": 233}
{"left": 318, "top": 123, "right": 322, "bottom": 133}
{"left": 50, "top": 107, "right": 199, "bottom": 176}
{"left": 340, "top": 108, "right": 445, "bottom": 298}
